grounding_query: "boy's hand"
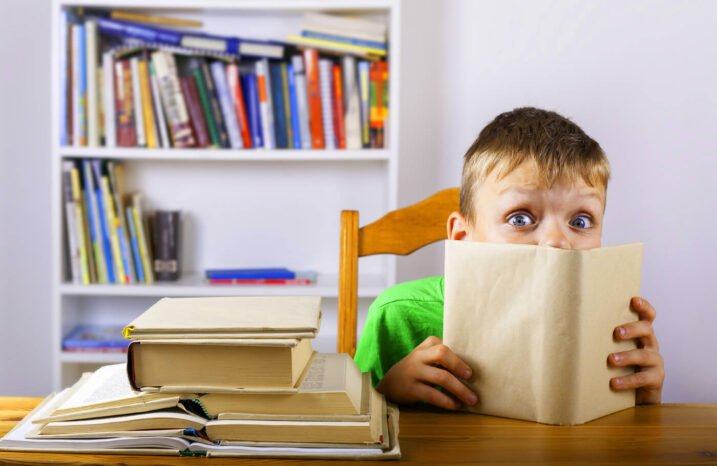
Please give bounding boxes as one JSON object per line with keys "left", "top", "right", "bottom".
{"left": 376, "top": 336, "right": 477, "bottom": 410}
{"left": 608, "top": 296, "right": 665, "bottom": 404}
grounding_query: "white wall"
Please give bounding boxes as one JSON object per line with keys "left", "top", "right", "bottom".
{"left": 1, "top": 0, "right": 715, "bottom": 402}
{"left": 396, "top": 0, "right": 717, "bottom": 403}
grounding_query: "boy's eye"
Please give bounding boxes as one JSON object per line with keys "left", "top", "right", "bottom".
{"left": 507, "top": 214, "right": 534, "bottom": 227}
{"left": 570, "top": 216, "right": 593, "bottom": 229}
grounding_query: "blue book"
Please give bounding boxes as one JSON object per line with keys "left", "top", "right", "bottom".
{"left": 63, "top": 324, "right": 130, "bottom": 351}
{"left": 286, "top": 63, "right": 302, "bottom": 150}
{"left": 210, "top": 61, "right": 243, "bottom": 149}
{"left": 269, "top": 63, "right": 288, "bottom": 148}
{"left": 59, "top": 10, "right": 69, "bottom": 146}
{"left": 90, "top": 160, "right": 115, "bottom": 283}
{"left": 77, "top": 23, "right": 87, "bottom": 146}
{"left": 205, "top": 268, "right": 296, "bottom": 280}
{"left": 242, "top": 74, "right": 263, "bottom": 148}
{"left": 82, "top": 160, "right": 106, "bottom": 283}
{"left": 126, "top": 206, "right": 145, "bottom": 283}
{"left": 300, "top": 30, "right": 386, "bottom": 51}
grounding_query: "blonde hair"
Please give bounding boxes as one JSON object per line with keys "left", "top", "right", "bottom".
{"left": 460, "top": 107, "right": 610, "bottom": 224}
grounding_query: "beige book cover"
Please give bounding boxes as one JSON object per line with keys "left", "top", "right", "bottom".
{"left": 443, "top": 241, "right": 642, "bottom": 425}
{"left": 123, "top": 296, "right": 322, "bottom": 340}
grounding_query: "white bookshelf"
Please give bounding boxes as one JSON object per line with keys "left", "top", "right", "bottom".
{"left": 51, "top": 0, "right": 401, "bottom": 389}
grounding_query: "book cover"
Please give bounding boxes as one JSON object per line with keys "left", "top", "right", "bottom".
{"left": 342, "top": 56, "right": 361, "bottom": 149}
{"left": 210, "top": 61, "right": 243, "bottom": 149}
{"left": 331, "top": 64, "right": 346, "bottom": 149}
{"left": 63, "top": 325, "right": 130, "bottom": 352}
{"left": 357, "top": 60, "right": 370, "bottom": 148}
{"left": 443, "top": 241, "right": 642, "bottom": 425}
{"left": 199, "top": 58, "right": 229, "bottom": 148}
{"left": 242, "top": 73, "right": 263, "bottom": 148}
{"left": 151, "top": 51, "right": 195, "bottom": 148}
{"left": 101, "top": 51, "right": 116, "bottom": 148}
{"left": 269, "top": 62, "right": 288, "bottom": 149}
{"left": 114, "top": 59, "right": 136, "bottom": 147}
{"left": 291, "top": 55, "right": 312, "bottom": 149}
{"left": 303, "top": 49, "right": 324, "bottom": 149}
{"left": 179, "top": 73, "right": 211, "bottom": 148}
{"left": 148, "top": 61, "right": 170, "bottom": 148}
{"left": 82, "top": 160, "right": 107, "bottom": 283}
{"left": 129, "top": 57, "right": 147, "bottom": 147}
{"left": 138, "top": 57, "right": 158, "bottom": 148}
{"left": 255, "top": 59, "right": 275, "bottom": 149}
{"left": 226, "top": 63, "right": 252, "bottom": 148}
{"left": 90, "top": 160, "right": 116, "bottom": 283}
{"left": 318, "top": 59, "right": 335, "bottom": 149}
{"left": 280, "top": 63, "right": 293, "bottom": 149}
{"left": 85, "top": 20, "right": 99, "bottom": 147}
{"left": 153, "top": 210, "right": 181, "bottom": 281}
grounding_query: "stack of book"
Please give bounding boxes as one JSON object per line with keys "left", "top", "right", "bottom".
{"left": 60, "top": 9, "right": 389, "bottom": 150}
{"left": 1, "top": 296, "right": 400, "bottom": 459}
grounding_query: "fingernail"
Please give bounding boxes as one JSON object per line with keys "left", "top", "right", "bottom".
{"left": 469, "top": 393, "right": 477, "bottom": 404}
{"left": 614, "top": 377, "right": 622, "bottom": 387}
{"left": 463, "top": 369, "right": 471, "bottom": 379}
{"left": 612, "top": 353, "right": 622, "bottom": 362}
{"left": 617, "top": 327, "right": 626, "bottom": 337}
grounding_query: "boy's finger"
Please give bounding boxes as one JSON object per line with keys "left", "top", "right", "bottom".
{"left": 631, "top": 297, "right": 656, "bottom": 323}
{"left": 423, "top": 344, "right": 473, "bottom": 380}
{"left": 419, "top": 366, "right": 478, "bottom": 407}
{"left": 611, "top": 367, "right": 664, "bottom": 391}
{"left": 416, "top": 335, "right": 443, "bottom": 350}
{"left": 608, "top": 348, "right": 663, "bottom": 368}
{"left": 411, "top": 383, "right": 462, "bottom": 410}
{"left": 614, "top": 320, "right": 659, "bottom": 351}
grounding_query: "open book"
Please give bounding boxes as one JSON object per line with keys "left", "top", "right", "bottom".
{"left": 443, "top": 241, "right": 642, "bottom": 425}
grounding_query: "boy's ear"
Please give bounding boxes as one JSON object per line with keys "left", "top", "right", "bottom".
{"left": 447, "top": 211, "right": 470, "bottom": 241}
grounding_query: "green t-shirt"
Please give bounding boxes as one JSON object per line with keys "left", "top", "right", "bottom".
{"left": 354, "top": 276, "right": 444, "bottom": 387}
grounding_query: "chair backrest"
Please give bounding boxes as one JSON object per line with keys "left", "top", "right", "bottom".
{"left": 337, "top": 187, "right": 460, "bottom": 356}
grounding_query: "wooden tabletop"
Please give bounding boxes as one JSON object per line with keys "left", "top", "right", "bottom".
{"left": 1, "top": 397, "right": 717, "bottom": 464}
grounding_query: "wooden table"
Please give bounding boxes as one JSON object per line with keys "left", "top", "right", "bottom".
{"left": 1, "top": 397, "right": 716, "bottom": 464}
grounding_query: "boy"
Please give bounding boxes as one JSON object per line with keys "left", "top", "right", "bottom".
{"left": 354, "top": 107, "right": 665, "bottom": 410}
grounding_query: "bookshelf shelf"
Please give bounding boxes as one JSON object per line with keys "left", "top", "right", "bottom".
{"left": 58, "top": 148, "right": 391, "bottom": 162}
{"left": 51, "top": 0, "right": 400, "bottom": 389}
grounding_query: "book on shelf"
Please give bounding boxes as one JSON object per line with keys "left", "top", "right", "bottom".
{"left": 152, "top": 210, "right": 181, "bottom": 281}
{"left": 59, "top": 8, "right": 389, "bottom": 150}
{"left": 62, "top": 325, "right": 130, "bottom": 353}
{"left": 204, "top": 268, "right": 318, "bottom": 286}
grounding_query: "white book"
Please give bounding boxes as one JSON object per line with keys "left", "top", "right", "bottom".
{"left": 59, "top": 10, "right": 68, "bottom": 146}
{"left": 71, "top": 25, "right": 81, "bottom": 147}
{"left": 130, "top": 57, "right": 146, "bottom": 147}
{"left": 85, "top": 21, "right": 99, "bottom": 147}
{"left": 255, "top": 59, "right": 275, "bottom": 149}
{"left": 318, "top": 59, "right": 336, "bottom": 150}
{"left": 62, "top": 162, "right": 81, "bottom": 284}
{"left": 291, "top": 55, "right": 312, "bottom": 150}
{"left": 148, "top": 62, "right": 170, "bottom": 149}
{"left": 102, "top": 51, "right": 116, "bottom": 148}
{"left": 341, "top": 56, "right": 361, "bottom": 150}
{"left": 210, "top": 61, "right": 243, "bottom": 149}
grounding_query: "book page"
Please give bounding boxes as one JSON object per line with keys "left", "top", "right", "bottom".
{"left": 58, "top": 364, "right": 144, "bottom": 410}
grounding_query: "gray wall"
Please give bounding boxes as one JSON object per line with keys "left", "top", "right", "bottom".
{"left": 1, "top": 0, "right": 715, "bottom": 402}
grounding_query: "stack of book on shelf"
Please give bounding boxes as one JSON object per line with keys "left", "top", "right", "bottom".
{"left": 60, "top": 9, "right": 389, "bottom": 150}
{"left": 62, "top": 159, "right": 156, "bottom": 285}
{"left": 63, "top": 325, "right": 129, "bottom": 354}
{"left": 0, "top": 296, "right": 400, "bottom": 459}
{"left": 205, "top": 268, "right": 317, "bottom": 285}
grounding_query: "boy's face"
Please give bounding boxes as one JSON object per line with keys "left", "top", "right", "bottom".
{"left": 448, "top": 160, "right": 605, "bottom": 250}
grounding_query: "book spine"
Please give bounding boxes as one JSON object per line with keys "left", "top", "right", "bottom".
{"left": 332, "top": 64, "right": 346, "bottom": 149}
{"left": 97, "top": 67, "right": 105, "bottom": 145}
{"left": 242, "top": 74, "right": 263, "bottom": 148}
{"left": 357, "top": 60, "right": 370, "bottom": 148}
{"left": 303, "top": 49, "right": 324, "bottom": 149}
{"left": 71, "top": 25, "right": 82, "bottom": 147}
{"left": 91, "top": 161, "right": 115, "bottom": 283}
{"left": 138, "top": 58, "right": 158, "bottom": 148}
{"left": 300, "top": 30, "right": 387, "bottom": 51}
{"left": 153, "top": 210, "right": 181, "bottom": 281}
{"left": 85, "top": 20, "right": 99, "bottom": 147}
{"left": 108, "top": 162, "right": 136, "bottom": 284}
{"left": 77, "top": 24, "right": 87, "bottom": 146}
{"left": 115, "top": 60, "right": 137, "bottom": 147}
{"left": 286, "top": 63, "right": 302, "bottom": 150}
{"left": 126, "top": 206, "right": 145, "bottom": 283}
{"left": 62, "top": 163, "right": 81, "bottom": 283}
{"left": 70, "top": 167, "right": 91, "bottom": 284}
{"left": 151, "top": 51, "right": 195, "bottom": 148}
{"left": 82, "top": 160, "right": 107, "bottom": 283}
{"left": 66, "top": 17, "right": 73, "bottom": 146}
{"left": 80, "top": 174, "right": 98, "bottom": 283}
{"left": 255, "top": 59, "right": 275, "bottom": 149}
{"left": 129, "top": 57, "right": 147, "bottom": 147}
{"left": 201, "top": 60, "right": 229, "bottom": 148}
{"left": 291, "top": 55, "right": 312, "bottom": 150}
{"left": 192, "top": 68, "right": 220, "bottom": 147}
{"left": 342, "top": 55, "right": 362, "bottom": 150}
{"left": 280, "top": 63, "right": 294, "bottom": 149}
{"left": 148, "top": 62, "right": 170, "bottom": 148}
{"left": 318, "top": 59, "right": 336, "bottom": 149}
{"left": 269, "top": 63, "right": 288, "bottom": 149}
{"left": 179, "top": 76, "right": 210, "bottom": 148}
{"left": 102, "top": 51, "right": 116, "bottom": 148}
{"left": 210, "top": 61, "right": 243, "bottom": 149}
{"left": 226, "top": 63, "right": 252, "bottom": 148}
{"left": 59, "top": 10, "right": 68, "bottom": 146}
{"left": 374, "top": 61, "right": 388, "bottom": 148}
{"left": 100, "top": 175, "right": 127, "bottom": 284}
{"left": 286, "top": 34, "right": 386, "bottom": 57}
{"left": 132, "top": 194, "right": 155, "bottom": 284}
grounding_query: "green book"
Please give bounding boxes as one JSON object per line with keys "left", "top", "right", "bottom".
{"left": 280, "top": 62, "right": 293, "bottom": 149}
{"left": 192, "top": 69, "right": 220, "bottom": 147}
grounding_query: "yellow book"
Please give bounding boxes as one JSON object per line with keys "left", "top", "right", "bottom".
{"left": 100, "top": 176, "right": 126, "bottom": 284}
{"left": 70, "top": 168, "right": 90, "bottom": 284}
{"left": 138, "top": 59, "right": 157, "bottom": 148}
{"left": 131, "top": 205, "right": 154, "bottom": 284}
{"left": 285, "top": 35, "right": 386, "bottom": 57}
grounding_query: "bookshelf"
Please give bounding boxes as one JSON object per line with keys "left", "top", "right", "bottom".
{"left": 51, "top": 0, "right": 401, "bottom": 389}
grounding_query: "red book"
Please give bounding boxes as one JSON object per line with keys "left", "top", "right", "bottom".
{"left": 226, "top": 63, "right": 252, "bottom": 148}
{"left": 115, "top": 59, "right": 136, "bottom": 147}
{"left": 208, "top": 278, "right": 313, "bottom": 285}
{"left": 303, "top": 49, "right": 325, "bottom": 149}
{"left": 179, "top": 76, "right": 210, "bottom": 148}
{"left": 332, "top": 65, "right": 346, "bottom": 149}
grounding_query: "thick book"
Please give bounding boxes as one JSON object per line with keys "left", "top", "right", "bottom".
{"left": 187, "top": 58, "right": 220, "bottom": 147}
{"left": 127, "top": 338, "right": 314, "bottom": 390}
{"left": 123, "top": 296, "right": 322, "bottom": 340}
{"left": 291, "top": 55, "right": 312, "bottom": 149}
{"left": 318, "top": 59, "right": 336, "bottom": 149}
{"left": 443, "top": 241, "right": 643, "bottom": 425}
{"left": 61, "top": 162, "right": 81, "bottom": 283}
{"left": 199, "top": 58, "right": 229, "bottom": 148}
{"left": 129, "top": 57, "right": 146, "bottom": 147}
{"left": 210, "top": 61, "right": 243, "bottom": 148}
{"left": 148, "top": 61, "right": 170, "bottom": 148}
{"left": 85, "top": 20, "right": 100, "bottom": 147}
{"left": 63, "top": 325, "right": 129, "bottom": 353}
{"left": 242, "top": 73, "right": 263, "bottom": 148}
{"left": 137, "top": 56, "right": 158, "bottom": 148}
{"left": 179, "top": 74, "right": 210, "bottom": 148}
{"left": 107, "top": 162, "right": 137, "bottom": 283}
{"left": 226, "top": 63, "right": 252, "bottom": 148}
{"left": 303, "top": 49, "right": 324, "bottom": 148}
{"left": 152, "top": 210, "right": 181, "bottom": 281}
{"left": 151, "top": 50, "right": 195, "bottom": 147}
{"left": 269, "top": 62, "right": 288, "bottom": 148}
{"left": 342, "top": 55, "right": 362, "bottom": 149}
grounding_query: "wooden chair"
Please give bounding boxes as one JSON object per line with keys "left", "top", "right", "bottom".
{"left": 337, "top": 188, "right": 460, "bottom": 356}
